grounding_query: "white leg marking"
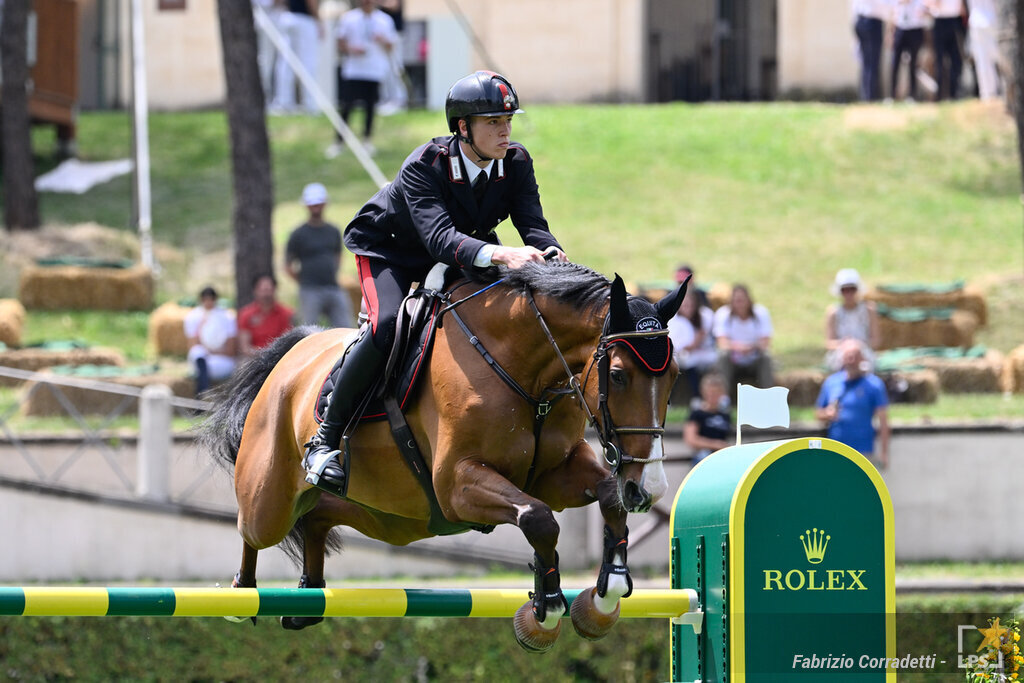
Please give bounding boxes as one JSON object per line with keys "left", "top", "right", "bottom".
{"left": 594, "top": 558, "right": 629, "bottom": 614}
{"left": 538, "top": 602, "right": 565, "bottom": 630}
{"left": 514, "top": 503, "right": 532, "bottom": 524}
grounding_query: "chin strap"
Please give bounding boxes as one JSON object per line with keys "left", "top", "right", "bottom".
{"left": 457, "top": 123, "right": 494, "bottom": 162}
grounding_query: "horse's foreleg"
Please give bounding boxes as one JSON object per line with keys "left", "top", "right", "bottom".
{"left": 444, "top": 459, "right": 567, "bottom": 652}
{"left": 570, "top": 475, "right": 633, "bottom": 641}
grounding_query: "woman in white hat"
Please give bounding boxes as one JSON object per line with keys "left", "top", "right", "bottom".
{"left": 824, "top": 268, "right": 880, "bottom": 371}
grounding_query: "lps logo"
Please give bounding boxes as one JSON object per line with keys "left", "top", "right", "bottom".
{"left": 763, "top": 529, "right": 868, "bottom": 591}
{"left": 957, "top": 620, "right": 1009, "bottom": 670}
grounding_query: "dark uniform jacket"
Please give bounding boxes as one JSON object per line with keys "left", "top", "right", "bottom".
{"left": 344, "top": 135, "right": 561, "bottom": 273}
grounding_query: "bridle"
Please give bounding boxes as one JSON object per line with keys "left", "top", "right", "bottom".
{"left": 537, "top": 302, "right": 669, "bottom": 475}
{"left": 444, "top": 282, "right": 668, "bottom": 478}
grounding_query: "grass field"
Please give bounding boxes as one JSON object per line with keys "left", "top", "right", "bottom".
{"left": 4, "top": 99, "right": 1023, "bottom": 421}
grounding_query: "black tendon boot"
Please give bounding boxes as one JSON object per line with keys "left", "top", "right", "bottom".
{"left": 303, "top": 333, "right": 386, "bottom": 497}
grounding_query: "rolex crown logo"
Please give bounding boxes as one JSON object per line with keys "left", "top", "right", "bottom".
{"left": 800, "top": 528, "right": 830, "bottom": 564}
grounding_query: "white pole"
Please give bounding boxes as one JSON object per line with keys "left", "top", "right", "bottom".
{"left": 130, "top": 0, "right": 155, "bottom": 270}
{"left": 253, "top": 4, "right": 389, "bottom": 189}
{"left": 137, "top": 384, "right": 172, "bottom": 502}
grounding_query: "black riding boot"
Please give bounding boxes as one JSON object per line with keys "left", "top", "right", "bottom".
{"left": 303, "top": 333, "right": 386, "bottom": 497}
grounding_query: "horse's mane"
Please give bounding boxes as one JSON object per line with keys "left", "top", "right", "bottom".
{"left": 469, "top": 261, "right": 610, "bottom": 316}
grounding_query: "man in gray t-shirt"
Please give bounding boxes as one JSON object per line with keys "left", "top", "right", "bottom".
{"left": 285, "top": 183, "right": 355, "bottom": 328}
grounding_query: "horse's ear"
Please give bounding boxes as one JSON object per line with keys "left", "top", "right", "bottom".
{"left": 609, "top": 274, "right": 631, "bottom": 332}
{"left": 655, "top": 274, "right": 690, "bottom": 326}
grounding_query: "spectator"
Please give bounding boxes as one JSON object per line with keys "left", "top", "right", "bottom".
{"left": 237, "top": 273, "right": 295, "bottom": 358}
{"left": 668, "top": 286, "right": 718, "bottom": 405}
{"left": 967, "top": 0, "right": 1001, "bottom": 100}
{"left": 683, "top": 372, "right": 732, "bottom": 465}
{"left": 376, "top": 0, "right": 408, "bottom": 116}
{"left": 926, "top": 0, "right": 965, "bottom": 100}
{"left": 890, "top": 0, "right": 929, "bottom": 101}
{"left": 815, "top": 339, "right": 891, "bottom": 468}
{"left": 852, "top": 0, "right": 889, "bottom": 101}
{"left": 285, "top": 182, "right": 355, "bottom": 328}
{"left": 325, "top": 0, "right": 398, "bottom": 158}
{"left": 252, "top": 0, "right": 282, "bottom": 104}
{"left": 713, "top": 283, "right": 774, "bottom": 395}
{"left": 270, "top": 0, "right": 321, "bottom": 114}
{"left": 183, "top": 286, "right": 237, "bottom": 397}
{"left": 675, "top": 263, "right": 710, "bottom": 309}
{"left": 825, "top": 268, "right": 880, "bottom": 371}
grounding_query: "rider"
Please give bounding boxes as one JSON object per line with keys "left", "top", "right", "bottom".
{"left": 303, "top": 70, "right": 568, "bottom": 496}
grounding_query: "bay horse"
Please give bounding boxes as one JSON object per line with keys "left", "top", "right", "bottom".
{"left": 203, "top": 261, "right": 687, "bottom": 651}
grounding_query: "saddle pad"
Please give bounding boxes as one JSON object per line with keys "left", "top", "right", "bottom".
{"left": 314, "top": 298, "right": 442, "bottom": 424}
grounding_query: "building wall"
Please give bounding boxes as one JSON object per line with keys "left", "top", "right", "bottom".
{"left": 143, "top": 0, "right": 225, "bottom": 109}
{"left": 405, "top": 0, "right": 646, "bottom": 103}
{"left": 777, "top": 0, "right": 859, "bottom": 95}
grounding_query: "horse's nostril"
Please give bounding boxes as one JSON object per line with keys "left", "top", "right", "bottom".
{"left": 623, "top": 481, "right": 651, "bottom": 512}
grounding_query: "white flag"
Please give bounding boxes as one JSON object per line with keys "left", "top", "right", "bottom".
{"left": 737, "top": 384, "right": 791, "bottom": 430}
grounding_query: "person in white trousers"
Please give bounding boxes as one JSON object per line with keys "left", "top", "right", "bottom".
{"left": 967, "top": 0, "right": 1002, "bottom": 100}
{"left": 271, "top": 0, "right": 321, "bottom": 114}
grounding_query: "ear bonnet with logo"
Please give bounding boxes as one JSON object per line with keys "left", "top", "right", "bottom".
{"left": 604, "top": 274, "right": 689, "bottom": 375}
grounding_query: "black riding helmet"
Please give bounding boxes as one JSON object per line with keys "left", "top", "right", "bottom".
{"left": 445, "top": 71, "right": 524, "bottom": 147}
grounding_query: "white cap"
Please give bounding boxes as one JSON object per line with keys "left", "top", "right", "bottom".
{"left": 831, "top": 268, "right": 862, "bottom": 296}
{"left": 302, "top": 182, "right": 328, "bottom": 206}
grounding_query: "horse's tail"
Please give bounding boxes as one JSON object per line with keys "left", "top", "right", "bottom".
{"left": 200, "top": 326, "right": 319, "bottom": 471}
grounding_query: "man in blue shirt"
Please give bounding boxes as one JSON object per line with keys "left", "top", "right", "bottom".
{"left": 815, "top": 339, "right": 890, "bottom": 468}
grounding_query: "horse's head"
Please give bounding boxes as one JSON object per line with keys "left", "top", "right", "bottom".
{"left": 593, "top": 274, "right": 689, "bottom": 513}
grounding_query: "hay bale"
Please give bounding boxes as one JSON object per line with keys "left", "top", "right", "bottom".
{"left": 891, "top": 369, "right": 941, "bottom": 404}
{"left": 340, "top": 275, "right": 363, "bottom": 320}
{"left": 707, "top": 282, "right": 731, "bottom": 310}
{"left": 1002, "top": 345, "right": 1024, "bottom": 394}
{"left": 866, "top": 284, "right": 987, "bottom": 326}
{"left": 0, "top": 298, "right": 26, "bottom": 348}
{"left": 917, "top": 350, "right": 1004, "bottom": 394}
{"left": 148, "top": 302, "right": 191, "bottom": 357}
{"left": 18, "top": 264, "right": 154, "bottom": 311}
{"left": 0, "top": 347, "right": 124, "bottom": 387}
{"left": 776, "top": 368, "right": 825, "bottom": 407}
{"left": 877, "top": 309, "right": 978, "bottom": 350}
{"left": 21, "top": 371, "right": 195, "bottom": 417}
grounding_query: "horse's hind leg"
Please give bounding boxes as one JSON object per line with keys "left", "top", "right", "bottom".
{"left": 280, "top": 506, "right": 333, "bottom": 631}
{"left": 232, "top": 541, "right": 259, "bottom": 588}
{"left": 225, "top": 541, "right": 259, "bottom": 625}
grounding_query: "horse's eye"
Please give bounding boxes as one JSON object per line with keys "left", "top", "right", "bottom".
{"left": 609, "top": 369, "right": 627, "bottom": 387}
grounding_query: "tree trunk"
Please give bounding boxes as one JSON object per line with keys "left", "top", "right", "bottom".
{"left": 1, "top": 0, "right": 41, "bottom": 230}
{"left": 217, "top": 0, "right": 273, "bottom": 309}
{"left": 1007, "top": 0, "right": 1024, "bottom": 273}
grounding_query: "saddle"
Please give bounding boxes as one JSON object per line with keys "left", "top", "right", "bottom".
{"left": 312, "top": 273, "right": 443, "bottom": 425}
{"left": 313, "top": 263, "right": 494, "bottom": 536}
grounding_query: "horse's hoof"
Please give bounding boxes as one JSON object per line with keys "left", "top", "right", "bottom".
{"left": 280, "top": 615, "right": 324, "bottom": 630}
{"left": 222, "top": 615, "right": 258, "bottom": 625}
{"left": 570, "top": 587, "right": 620, "bottom": 641}
{"left": 513, "top": 602, "right": 561, "bottom": 653}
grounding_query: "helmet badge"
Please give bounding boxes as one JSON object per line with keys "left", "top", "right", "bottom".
{"left": 497, "top": 83, "right": 514, "bottom": 111}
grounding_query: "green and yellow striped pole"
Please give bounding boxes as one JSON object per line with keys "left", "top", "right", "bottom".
{"left": 0, "top": 587, "right": 697, "bottom": 620}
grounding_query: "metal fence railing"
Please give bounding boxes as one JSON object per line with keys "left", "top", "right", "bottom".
{"left": 0, "top": 365, "right": 223, "bottom": 510}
